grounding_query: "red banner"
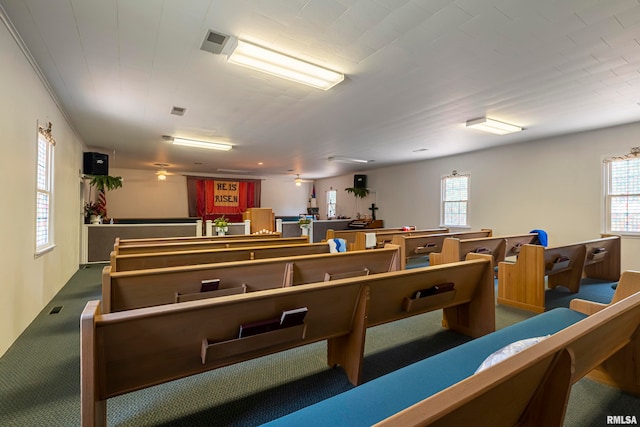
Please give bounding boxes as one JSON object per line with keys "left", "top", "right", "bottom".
{"left": 193, "top": 179, "right": 258, "bottom": 222}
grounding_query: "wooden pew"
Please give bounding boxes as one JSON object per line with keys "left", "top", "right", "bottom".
{"left": 390, "top": 229, "right": 494, "bottom": 269}
{"left": 110, "top": 242, "right": 333, "bottom": 272}
{"left": 497, "top": 235, "right": 621, "bottom": 313}
{"left": 114, "top": 232, "right": 282, "bottom": 246}
{"left": 262, "top": 270, "right": 640, "bottom": 427}
{"left": 326, "top": 227, "right": 448, "bottom": 251}
{"left": 102, "top": 245, "right": 402, "bottom": 313}
{"left": 352, "top": 228, "right": 460, "bottom": 251}
{"left": 113, "top": 236, "right": 310, "bottom": 255}
{"left": 428, "top": 233, "right": 537, "bottom": 272}
{"left": 81, "top": 255, "right": 495, "bottom": 427}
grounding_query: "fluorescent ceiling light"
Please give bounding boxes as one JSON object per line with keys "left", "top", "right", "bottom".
{"left": 466, "top": 117, "right": 523, "bottom": 135}
{"left": 228, "top": 39, "right": 344, "bottom": 90}
{"left": 217, "top": 168, "right": 250, "bottom": 173}
{"left": 328, "top": 156, "right": 372, "bottom": 164}
{"left": 172, "top": 137, "right": 232, "bottom": 151}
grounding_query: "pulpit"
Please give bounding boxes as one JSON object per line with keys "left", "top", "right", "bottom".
{"left": 242, "top": 208, "right": 275, "bottom": 233}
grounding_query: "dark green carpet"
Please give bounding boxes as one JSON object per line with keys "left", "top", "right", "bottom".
{"left": 0, "top": 265, "right": 638, "bottom": 426}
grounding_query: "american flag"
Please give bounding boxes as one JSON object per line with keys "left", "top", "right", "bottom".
{"left": 97, "top": 189, "right": 107, "bottom": 217}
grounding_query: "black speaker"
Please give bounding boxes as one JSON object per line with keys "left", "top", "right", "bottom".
{"left": 354, "top": 174, "right": 367, "bottom": 189}
{"left": 83, "top": 152, "right": 109, "bottom": 175}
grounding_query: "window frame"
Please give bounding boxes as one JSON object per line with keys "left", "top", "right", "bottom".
{"left": 35, "top": 124, "right": 55, "bottom": 256}
{"left": 326, "top": 189, "right": 337, "bottom": 219}
{"left": 440, "top": 172, "right": 470, "bottom": 228}
{"left": 603, "top": 152, "right": 640, "bottom": 236}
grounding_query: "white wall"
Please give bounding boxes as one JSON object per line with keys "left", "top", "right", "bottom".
{"left": 105, "top": 168, "right": 190, "bottom": 218}
{"left": 0, "top": 19, "right": 84, "bottom": 356}
{"left": 104, "top": 169, "right": 312, "bottom": 219}
{"left": 316, "top": 122, "right": 640, "bottom": 272}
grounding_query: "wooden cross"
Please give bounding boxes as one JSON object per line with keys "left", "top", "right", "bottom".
{"left": 369, "top": 203, "right": 378, "bottom": 220}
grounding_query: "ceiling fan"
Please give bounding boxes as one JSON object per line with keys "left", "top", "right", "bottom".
{"left": 154, "top": 163, "right": 174, "bottom": 181}
{"left": 293, "top": 174, "right": 313, "bottom": 186}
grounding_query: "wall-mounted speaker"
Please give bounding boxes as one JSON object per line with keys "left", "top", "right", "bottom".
{"left": 83, "top": 152, "right": 109, "bottom": 176}
{"left": 354, "top": 174, "right": 367, "bottom": 189}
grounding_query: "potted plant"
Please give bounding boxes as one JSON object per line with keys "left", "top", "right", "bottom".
{"left": 84, "top": 201, "right": 106, "bottom": 224}
{"left": 87, "top": 174, "right": 123, "bottom": 193}
{"left": 214, "top": 215, "right": 229, "bottom": 235}
{"left": 298, "top": 217, "right": 312, "bottom": 236}
{"left": 344, "top": 187, "right": 370, "bottom": 198}
{"left": 84, "top": 174, "right": 123, "bottom": 221}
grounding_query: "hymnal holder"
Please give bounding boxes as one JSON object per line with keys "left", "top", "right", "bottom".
{"left": 402, "top": 283, "right": 456, "bottom": 312}
{"left": 175, "top": 284, "right": 247, "bottom": 303}
{"left": 414, "top": 243, "right": 437, "bottom": 254}
{"left": 548, "top": 256, "right": 571, "bottom": 272}
{"left": 587, "top": 248, "right": 607, "bottom": 261}
{"left": 324, "top": 268, "right": 370, "bottom": 281}
{"left": 200, "top": 324, "right": 306, "bottom": 364}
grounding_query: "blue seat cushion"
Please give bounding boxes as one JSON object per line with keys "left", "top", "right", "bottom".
{"left": 261, "top": 307, "right": 587, "bottom": 427}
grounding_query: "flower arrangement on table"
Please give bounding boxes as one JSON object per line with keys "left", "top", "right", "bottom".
{"left": 84, "top": 202, "right": 106, "bottom": 222}
{"left": 298, "top": 217, "right": 312, "bottom": 227}
{"left": 213, "top": 215, "right": 229, "bottom": 235}
{"left": 298, "top": 217, "right": 312, "bottom": 237}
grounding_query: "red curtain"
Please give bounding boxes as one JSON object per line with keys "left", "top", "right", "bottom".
{"left": 188, "top": 177, "right": 260, "bottom": 223}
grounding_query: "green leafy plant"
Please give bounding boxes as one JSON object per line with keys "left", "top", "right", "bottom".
{"left": 344, "top": 187, "right": 370, "bottom": 198}
{"left": 298, "top": 218, "right": 311, "bottom": 226}
{"left": 214, "top": 215, "right": 229, "bottom": 228}
{"left": 87, "top": 174, "right": 123, "bottom": 192}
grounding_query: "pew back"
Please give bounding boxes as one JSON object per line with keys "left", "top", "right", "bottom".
{"left": 353, "top": 228, "right": 454, "bottom": 251}
{"left": 113, "top": 236, "right": 309, "bottom": 255}
{"left": 114, "top": 232, "right": 282, "bottom": 247}
{"left": 428, "top": 233, "right": 536, "bottom": 266}
{"left": 326, "top": 227, "right": 448, "bottom": 250}
{"left": 365, "top": 253, "right": 495, "bottom": 338}
{"left": 498, "top": 235, "right": 621, "bottom": 313}
{"left": 429, "top": 236, "right": 507, "bottom": 268}
{"left": 390, "top": 229, "right": 493, "bottom": 268}
{"left": 81, "top": 280, "right": 369, "bottom": 426}
{"left": 110, "top": 242, "right": 332, "bottom": 272}
{"left": 103, "top": 245, "right": 401, "bottom": 313}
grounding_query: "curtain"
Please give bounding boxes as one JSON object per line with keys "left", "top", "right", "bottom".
{"left": 187, "top": 177, "right": 261, "bottom": 223}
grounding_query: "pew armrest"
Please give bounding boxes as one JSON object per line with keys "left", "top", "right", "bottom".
{"left": 569, "top": 298, "right": 608, "bottom": 315}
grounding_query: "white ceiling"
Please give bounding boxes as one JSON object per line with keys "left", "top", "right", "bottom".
{"left": 4, "top": 0, "right": 640, "bottom": 179}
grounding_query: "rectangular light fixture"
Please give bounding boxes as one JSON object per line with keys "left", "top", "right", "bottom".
{"left": 172, "top": 137, "right": 232, "bottom": 151}
{"left": 328, "top": 156, "right": 371, "bottom": 164}
{"left": 227, "top": 39, "right": 344, "bottom": 90}
{"left": 466, "top": 117, "right": 522, "bottom": 135}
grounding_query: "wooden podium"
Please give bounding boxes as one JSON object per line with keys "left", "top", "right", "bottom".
{"left": 242, "top": 208, "right": 275, "bottom": 233}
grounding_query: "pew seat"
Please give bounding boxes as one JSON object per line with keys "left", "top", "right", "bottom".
{"left": 262, "top": 308, "right": 585, "bottom": 427}
{"left": 263, "top": 270, "right": 640, "bottom": 427}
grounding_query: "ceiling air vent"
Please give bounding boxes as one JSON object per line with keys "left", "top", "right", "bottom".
{"left": 201, "top": 30, "right": 230, "bottom": 55}
{"left": 170, "top": 106, "right": 186, "bottom": 116}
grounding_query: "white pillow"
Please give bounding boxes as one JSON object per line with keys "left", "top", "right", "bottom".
{"left": 474, "top": 336, "right": 549, "bottom": 374}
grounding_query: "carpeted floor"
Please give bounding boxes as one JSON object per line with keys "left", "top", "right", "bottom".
{"left": 0, "top": 264, "right": 638, "bottom": 426}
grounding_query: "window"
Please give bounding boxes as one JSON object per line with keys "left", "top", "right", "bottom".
{"left": 36, "top": 123, "right": 55, "bottom": 254}
{"left": 604, "top": 149, "right": 640, "bottom": 234}
{"left": 441, "top": 172, "right": 469, "bottom": 227}
{"left": 327, "top": 189, "right": 337, "bottom": 218}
